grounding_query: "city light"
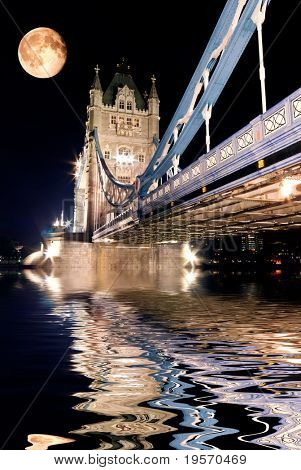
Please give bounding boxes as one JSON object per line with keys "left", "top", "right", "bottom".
{"left": 182, "top": 268, "right": 199, "bottom": 291}
{"left": 53, "top": 218, "right": 60, "bottom": 227}
{"left": 280, "top": 178, "right": 296, "bottom": 199}
{"left": 280, "top": 177, "right": 301, "bottom": 199}
{"left": 74, "top": 157, "right": 82, "bottom": 179}
{"left": 183, "top": 242, "right": 198, "bottom": 266}
{"left": 44, "top": 241, "right": 61, "bottom": 260}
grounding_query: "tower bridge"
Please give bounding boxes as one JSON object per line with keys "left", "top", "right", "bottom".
{"left": 44, "top": 0, "right": 301, "bottom": 268}
{"left": 93, "top": 87, "right": 301, "bottom": 244}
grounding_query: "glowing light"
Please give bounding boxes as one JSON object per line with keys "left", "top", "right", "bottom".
{"left": 74, "top": 158, "right": 81, "bottom": 178}
{"left": 280, "top": 179, "right": 296, "bottom": 199}
{"left": 182, "top": 268, "right": 199, "bottom": 291}
{"left": 101, "top": 238, "right": 115, "bottom": 244}
{"left": 183, "top": 243, "right": 198, "bottom": 266}
{"left": 280, "top": 177, "right": 301, "bottom": 199}
{"left": 53, "top": 218, "right": 60, "bottom": 227}
{"left": 44, "top": 241, "right": 61, "bottom": 260}
{"left": 64, "top": 219, "right": 71, "bottom": 228}
{"left": 45, "top": 275, "right": 61, "bottom": 293}
{"left": 114, "top": 154, "right": 135, "bottom": 166}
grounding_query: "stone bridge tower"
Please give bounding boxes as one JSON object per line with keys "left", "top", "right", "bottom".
{"left": 73, "top": 59, "right": 160, "bottom": 237}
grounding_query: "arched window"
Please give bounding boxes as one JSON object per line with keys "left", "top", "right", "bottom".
{"left": 116, "top": 147, "right": 133, "bottom": 165}
{"left": 118, "top": 147, "right": 130, "bottom": 156}
{"left": 127, "top": 101, "right": 132, "bottom": 111}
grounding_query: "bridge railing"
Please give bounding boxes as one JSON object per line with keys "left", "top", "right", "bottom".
{"left": 140, "top": 87, "right": 301, "bottom": 210}
{"left": 93, "top": 87, "right": 301, "bottom": 239}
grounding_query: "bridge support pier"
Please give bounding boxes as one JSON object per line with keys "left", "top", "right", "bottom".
{"left": 39, "top": 240, "right": 189, "bottom": 274}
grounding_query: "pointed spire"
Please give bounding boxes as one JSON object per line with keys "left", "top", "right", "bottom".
{"left": 148, "top": 74, "right": 159, "bottom": 100}
{"left": 92, "top": 64, "right": 102, "bottom": 92}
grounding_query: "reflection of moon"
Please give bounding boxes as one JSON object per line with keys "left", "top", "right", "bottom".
{"left": 18, "top": 27, "right": 67, "bottom": 78}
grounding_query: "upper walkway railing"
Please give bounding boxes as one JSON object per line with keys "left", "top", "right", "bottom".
{"left": 93, "top": 87, "right": 301, "bottom": 240}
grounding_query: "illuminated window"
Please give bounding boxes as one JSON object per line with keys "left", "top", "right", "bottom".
{"left": 110, "top": 115, "right": 117, "bottom": 125}
{"left": 138, "top": 154, "right": 145, "bottom": 163}
{"left": 119, "top": 100, "right": 125, "bottom": 110}
{"left": 119, "top": 147, "right": 130, "bottom": 156}
{"left": 104, "top": 150, "right": 110, "bottom": 160}
{"left": 134, "top": 118, "right": 140, "bottom": 127}
{"left": 126, "top": 117, "right": 132, "bottom": 126}
{"left": 116, "top": 147, "right": 133, "bottom": 166}
{"left": 127, "top": 101, "right": 132, "bottom": 111}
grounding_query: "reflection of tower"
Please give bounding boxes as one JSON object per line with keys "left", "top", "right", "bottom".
{"left": 67, "top": 297, "right": 175, "bottom": 450}
{"left": 74, "top": 59, "right": 160, "bottom": 236}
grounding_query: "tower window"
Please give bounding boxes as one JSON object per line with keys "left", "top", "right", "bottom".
{"left": 126, "top": 117, "right": 132, "bottom": 126}
{"left": 104, "top": 150, "right": 111, "bottom": 160}
{"left": 134, "top": 118, "right": 140, "bottom": 128}
{"left": 119, "top": 176, "right": 131, "bottom": 184}
{"left": 116, "top": 147, "right": 133, "bottom": 165}
{"left": 119, "top": 147, "right": 130, "bottom": 156}
{"left": 127, "top": 101, "right": 132, "bottom": 111}
{"left": 119, "top": 100, "right": 125, "bottom": 110}
{"left": 138, "top": 154, "right": 145, "bottom": 163}
{"left": 110, "top": 115, "right": 117, "bottom": 125}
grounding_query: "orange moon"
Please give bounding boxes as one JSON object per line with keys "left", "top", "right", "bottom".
{"left": 18, "top": 27, "right": 67, "bottom": 78}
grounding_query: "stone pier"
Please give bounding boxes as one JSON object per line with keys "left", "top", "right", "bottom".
{"left": 44, "top": 240, "right": 185, "bottom": 273}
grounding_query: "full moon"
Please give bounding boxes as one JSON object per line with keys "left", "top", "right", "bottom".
{"left": 18, "top": 27, "right": 67, "bottom": 78}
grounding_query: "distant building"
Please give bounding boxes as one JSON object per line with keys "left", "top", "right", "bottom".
{"left": 74, "top": 59, "right": 160, "bottom": 234}
{"left": 241, "top": 233, "right": 263, "bottom": 252}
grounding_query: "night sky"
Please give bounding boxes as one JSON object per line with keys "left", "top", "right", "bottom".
{"left": 0, "top": 0, "right": 300, "bottom": 247}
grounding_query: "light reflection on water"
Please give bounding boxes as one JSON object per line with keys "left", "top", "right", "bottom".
{"left": 3, "top": 267, "right": 301, "bottom": 449}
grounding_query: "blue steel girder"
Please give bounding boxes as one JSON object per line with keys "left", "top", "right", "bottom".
{"left": 139, "top": 0, "right": 271, "bottom": 195}
{"left": 142, "top": 0, "right": 245, "bottom": 180}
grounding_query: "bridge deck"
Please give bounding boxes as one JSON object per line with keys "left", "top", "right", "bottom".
{"left": 93, "top": 87, "right": 301, "bottom": 243}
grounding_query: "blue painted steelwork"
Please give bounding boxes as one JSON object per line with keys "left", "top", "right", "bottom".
{"left": 140, "top": 88, "right": 301, "bottom": 214}
{"left": 139, "top": 0, "right": 271, "bottom": 195}
{"left": 93, "top": 87, "right": 301, "bottom": 241}
{"left": 142, "top": 0, "right": 247, "bottom": 182}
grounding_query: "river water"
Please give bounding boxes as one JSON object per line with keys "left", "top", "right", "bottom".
{"left": 1, "top": 267, "right": 301, "bottom": 450}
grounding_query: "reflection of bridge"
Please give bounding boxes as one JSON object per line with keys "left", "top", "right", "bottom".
{"left": 25, "top": 268, "right": 301, "bottom": 450}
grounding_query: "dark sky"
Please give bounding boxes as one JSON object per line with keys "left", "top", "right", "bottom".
{"left": 0, "top": 0, "right": 300, "bottom": 246}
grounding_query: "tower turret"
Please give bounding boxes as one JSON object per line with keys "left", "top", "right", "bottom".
{"left": 90, "top": 64, "right": 103, "bottom": 108}
{"left": 148, "top": 75, "right": 160, "bottom": 141}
